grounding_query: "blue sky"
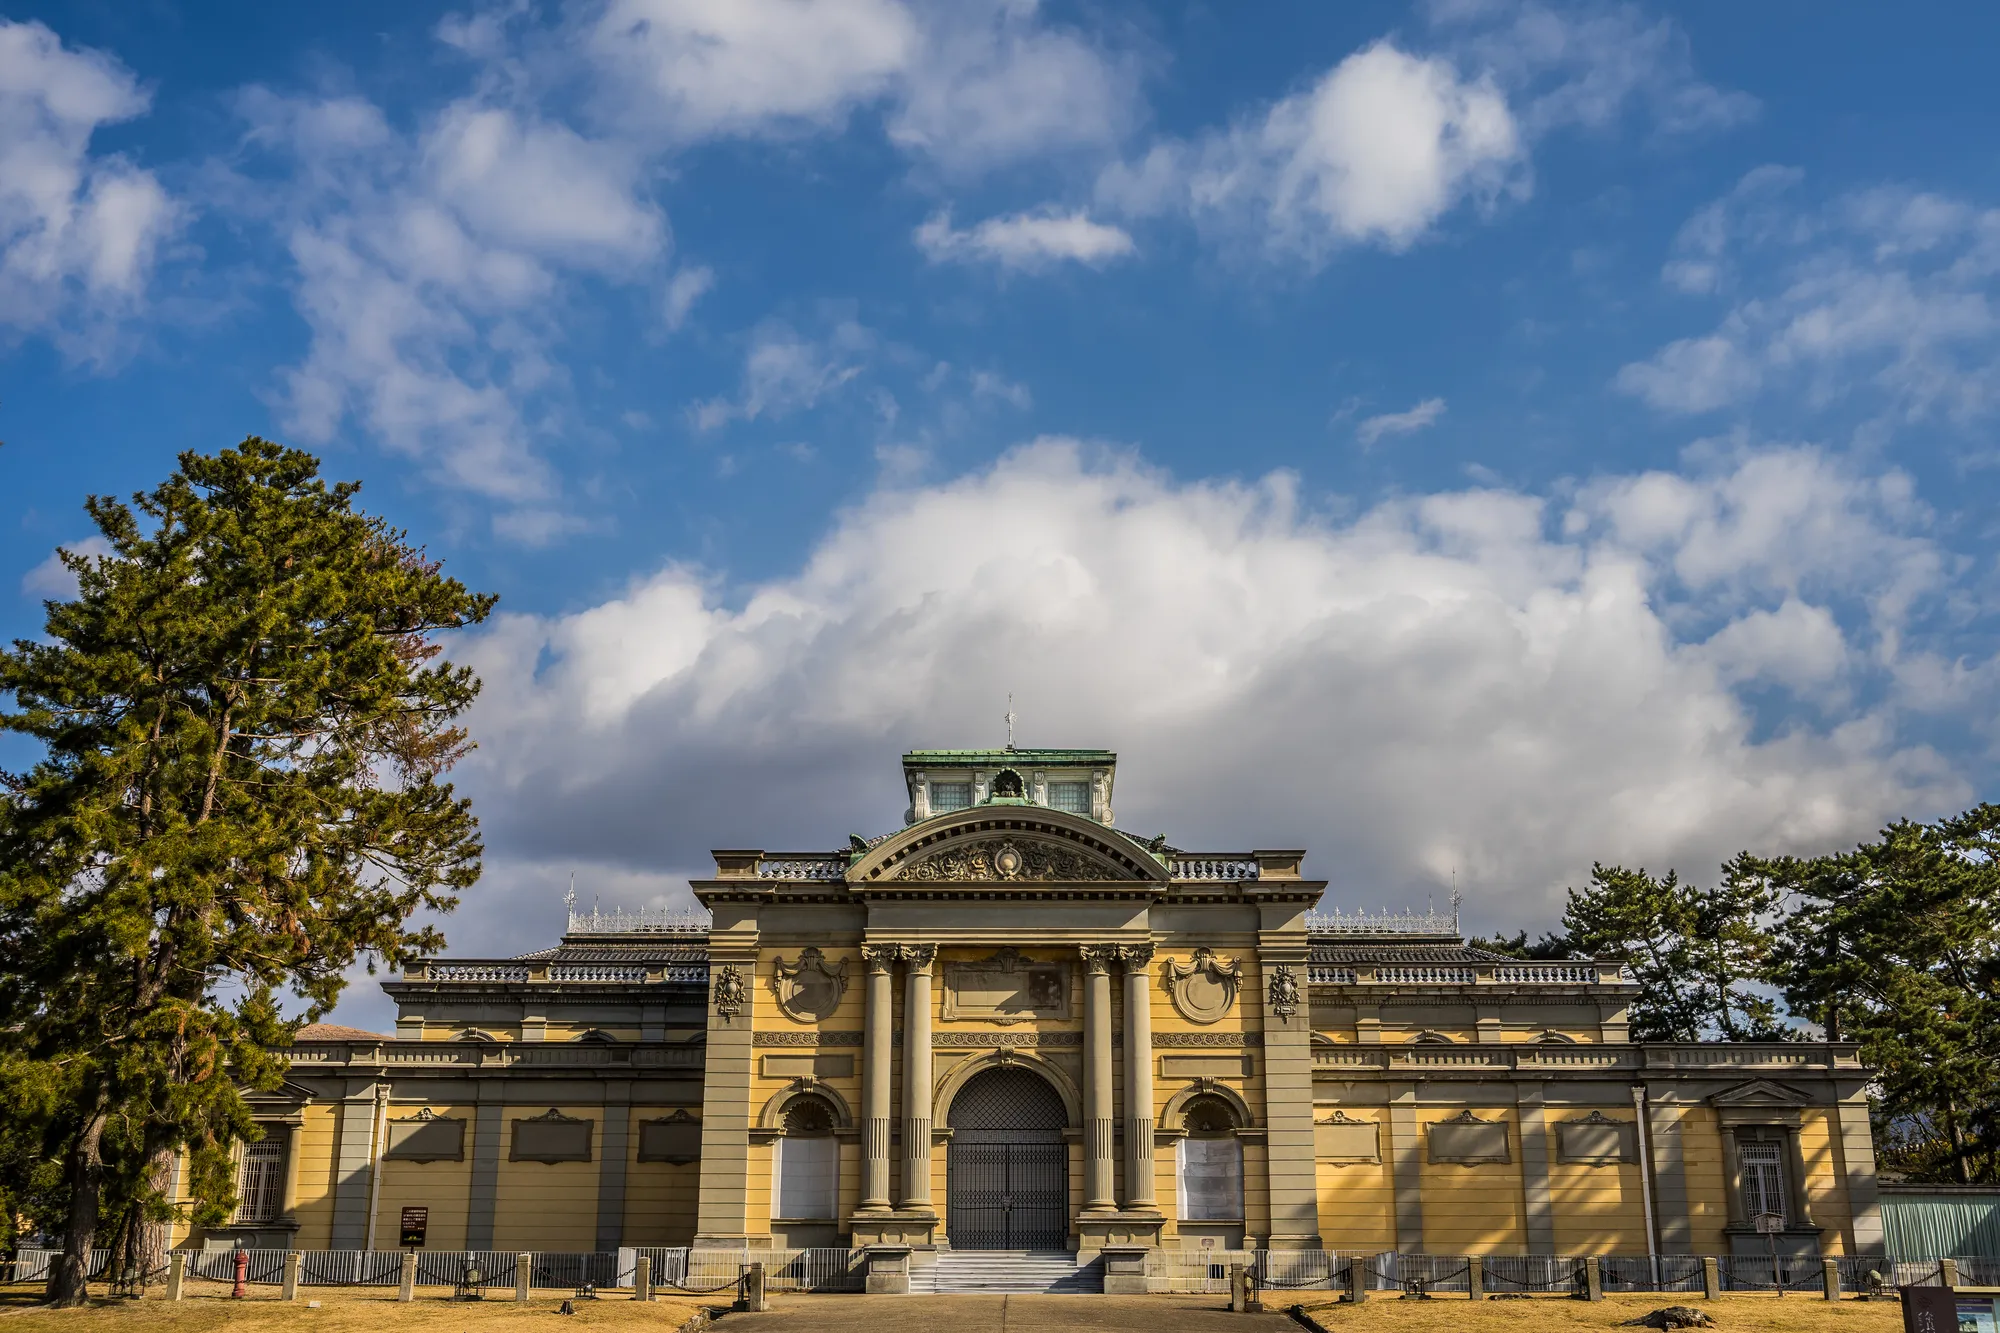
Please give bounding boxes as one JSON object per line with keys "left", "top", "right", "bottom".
{"left": 6, "top": 1, "right": 2000, "bottom": 1025}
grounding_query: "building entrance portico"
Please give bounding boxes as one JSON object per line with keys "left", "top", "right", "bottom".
{"left": 946, "top": 1067, "right": 1068, "bottom": 1249}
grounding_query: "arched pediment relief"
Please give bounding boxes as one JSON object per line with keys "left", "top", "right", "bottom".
{"left": 849, "top": 808, "right": 1167, "bottom": 885}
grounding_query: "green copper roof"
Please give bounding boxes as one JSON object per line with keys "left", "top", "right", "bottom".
{"left": 904, "top": 748, "right": 1115, "bottom": 765}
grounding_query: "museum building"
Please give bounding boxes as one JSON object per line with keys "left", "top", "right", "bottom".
{"left": 200, "top": 746, "right": 1885, "bottom": 1272}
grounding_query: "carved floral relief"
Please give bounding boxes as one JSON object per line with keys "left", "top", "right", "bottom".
{"left": 895, "top": 836, "right": 1121, "bottom": 882}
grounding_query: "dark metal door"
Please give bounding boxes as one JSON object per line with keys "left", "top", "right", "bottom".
{"left": 945, "top": 1067, "right": 1070, "bottom": 1250}
{"left": 947, "top": 1141, "right": 1067, "bottom": 1249}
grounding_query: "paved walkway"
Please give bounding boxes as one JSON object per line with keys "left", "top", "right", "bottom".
{"left": 723, "top": 1294, "right": 1297, "bottom": 1331}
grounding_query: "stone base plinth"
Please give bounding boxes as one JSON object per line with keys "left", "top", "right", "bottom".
{"left": 861, "top": 1246, "right": 912, "bottom": 1294}
{"left": 1096, "top": 1242, "right": 1158, "bottom": 1295}
{"left": 850, "top": 1208, "right": 939, "bottom": 1249}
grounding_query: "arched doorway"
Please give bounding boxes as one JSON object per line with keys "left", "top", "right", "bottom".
{"left": 945, "top": 1066, "right": 1068, "bottom": 1250}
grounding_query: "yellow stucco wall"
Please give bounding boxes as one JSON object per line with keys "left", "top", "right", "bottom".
{"left": 371, "top": 1102, "right": 476, "bottom": 1251}
{"left": 491, "top": 1105, "right": 603, "bottom": 1252}
{"left": 1546, "top": 1111, "right": 1648, "bottom": 1254}
{"left": 1415, "top": 1108, "right": 1528, "bottom": 1254}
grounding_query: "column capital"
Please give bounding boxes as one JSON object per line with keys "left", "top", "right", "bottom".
{"left": 1080, "top": 944, "right": 1121, "bottom": 973}
{"left": 899, "top": 943, "right": 937, "bottom": 971}
{"left": 862, "top": 944, "right": 901, "bottom": 972}
{"left": 1119, "top": 943, "right": 1155, "bottom": 969}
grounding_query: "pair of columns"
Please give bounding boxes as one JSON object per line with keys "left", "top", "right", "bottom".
{"left": 860, "top": 944, "right": 936, "bottom": 1211}
{"left": 855, "top": 943, "right": 1160, "bottom": 1216}
{"left": 1082, "top": 943, "right": 1157, "bottom": 1213}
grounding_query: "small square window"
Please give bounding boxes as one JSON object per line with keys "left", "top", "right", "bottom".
{"left": 931, "top": 782, "right": 971, "bottom": 813}
{"left": 1048, "top": 781, "right": 1091, "bottom": 814}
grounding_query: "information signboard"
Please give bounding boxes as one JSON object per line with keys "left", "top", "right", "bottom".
{"left": 399, "top": 1206, "right": 428, "bottom": 1249}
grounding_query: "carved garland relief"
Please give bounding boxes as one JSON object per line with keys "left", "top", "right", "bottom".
{"left": 894, "top": 837, "right": 1122, "bottom": 882}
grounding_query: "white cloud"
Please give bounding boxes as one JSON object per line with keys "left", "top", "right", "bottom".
{"left": 1619, "top": 172, "right": 2000, "bottom": 423}
{"left": 1356, "top": 396, "right": 1447, "bottom": 446}
{"left": 693, "top": 319, "right": 871, "bottom": 429}
{"left": 18, "top": 535, "right": 112, "bottom": 599}
{"left": 0, "top": 19, "right": 180, "bottom": 357}
{"left": 1429, "top": 1, "right": 1757, "bottom": 139}
{"left": 244, "top": 89, "right": 667, "bottom": 521}
{"left": 441, "top": 440, "right": 1967, "bottom": 958}
{"left": 1099, "top": 42, "right": 1522, "bottom": 263}
{"left": 583, "top": 0, "right": 1136, "bottom": 171}
{"left": 914, "top": 208, "right": 1135, "bottom": 270}
{"left": 662, "top": 264, "right": 714, "bottom": 330}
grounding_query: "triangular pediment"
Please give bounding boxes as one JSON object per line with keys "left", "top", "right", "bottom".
{"left": 851, "top": 809, "right": 1167, "bottom": 885}
{"left": 1709, "top": 1077, "right": 1811, "bottom": 1107}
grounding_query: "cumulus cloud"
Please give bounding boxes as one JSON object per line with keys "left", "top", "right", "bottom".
{"left": 426, "top": 441, "right": 1966, "bottom": 977}
{"left": 584, "top": 0, "right": 1136, "bottom": 171}
{"left": 1356, "top": 397, "right": 1447, "bottom": 446}
{"left": 1100, "top": 42, "right": 1521, "bottom": 262}
{"left": 914, "top": 208, "right": 1135, "bottom": 270}
{"left": 241, "top": 87, "right": 667, "bottom": 521}
{"left": 18, "top": 535, "right": 112, "bottom": 599}
{"left": 0, "top": 19, "right": 180, "bottom": 357}
{"left": 662, "top": 264, "right": 714, "bottom": 330}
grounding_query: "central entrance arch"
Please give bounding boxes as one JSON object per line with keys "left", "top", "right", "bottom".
{"left": 945, "top": 1066, "right": 1069, "bottom": 1250}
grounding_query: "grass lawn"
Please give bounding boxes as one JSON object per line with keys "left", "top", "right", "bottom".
{"left": 0, "top": 1287, "right": 711, "bottom": 1331}
{"left": 1296, "top": 1291, "right": 1908, "bottom": 1332}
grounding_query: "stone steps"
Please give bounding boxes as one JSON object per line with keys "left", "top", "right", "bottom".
{"left": 919, "top": 1250, "right": 1100, "bottom": 1294}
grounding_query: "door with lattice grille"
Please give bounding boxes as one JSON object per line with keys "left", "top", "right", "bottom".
{"left": 945, "top": 1067, "right": 1069, "bottom": 1250}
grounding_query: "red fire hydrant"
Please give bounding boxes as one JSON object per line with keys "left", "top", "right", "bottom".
{"left": 232, "top": 1249, "right": 248, "bottom": 1299}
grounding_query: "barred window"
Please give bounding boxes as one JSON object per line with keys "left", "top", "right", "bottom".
{"left": 1740, "top": 1140, "right": 1786, "bottom": 1223}
{"left": 931, "top": 782, "right": 971, "bottom": 813}
{"left": 235, "top": 1138, "right": 286, "bottom": 1223}
{"left": 1048, "top": 781, "right": 1090, "bottom": 814}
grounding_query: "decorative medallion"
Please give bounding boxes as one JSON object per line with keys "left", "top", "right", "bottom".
{"left": 1165, "top": 948, "right": 1242, "bottom": 1024}
{"left": 770, "top": 947, "right": 849, "bottom": 1023}
{"left": 713, "top": 965, "right": 746, "bottom": 1022}
{"left": 1268, "top": 964, "right": 1301, "bottom": 1022}
{"left": 941, "top": 946, "right": 1072, "bottom": 1024}
{"left": 895, "top": 836, "right": 1122, "bottom": 882}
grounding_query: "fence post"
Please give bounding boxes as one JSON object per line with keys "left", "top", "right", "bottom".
{"left": 515, "top": 1253, "right": 532, "bottom": 1304}
{"left": 1228, "top": 1263, "right": 1245, "bottom": 1313}
{"left": 1701, "top": 1256, "right": 1720, "bottom": 1301}
{"left": 1943, "top": 1259, "right": 1961, "bottom": 1289}
{"left": 400, "top": 1252, "right": 417, "bottom": 1302}
{"left": 635, "top": 1255, "right": 651, "bottom": 1302}
{"left": 1467, "top": 1256, "right": 1483, "bottom": 1301}
{"left": 167, "top": 1253, "right": 186, "bottom": 1302}
{"left": 1821, "top": 1258, "right": 1839, "bottom": 1301}
{"left": 1346, "top": 1257, "right": 1368, "bottom": 1304}
{"left": 1585, "top": 1256, "right": 1604, "bottom": 1302}
{"left": 744, "top": 1261, "right": 769, "bottom": 1312}
{"left": 283, "top": 1252, "right": 302, "bottom": 1301}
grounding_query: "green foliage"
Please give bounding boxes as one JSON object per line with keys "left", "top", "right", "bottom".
{"left": 0, "top": 438, "right": 493, "bottom": 1291}
{"left": 1466, "top": 929, "right": 1574, "bottom": 960}
{"left": 1554, "top": 863, "right": 1786, "bottom": 1043}
{"left": 1739, "top": 807, "right": 2000, "bottom": 1185}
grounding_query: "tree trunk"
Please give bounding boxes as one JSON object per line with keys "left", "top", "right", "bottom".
{"left": 1946, "top": 1098, "right": 1972, "bottom": 1185}
{"left": 130, "top": 1145, "right": 177, "bottom": 1287}
{"left": 47, "top": 1100, "right": 109, "bottom": 1307}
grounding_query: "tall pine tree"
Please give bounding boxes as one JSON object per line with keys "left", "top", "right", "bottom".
{"left": 0, "top": 439, "right": 493, "bottom": 1303}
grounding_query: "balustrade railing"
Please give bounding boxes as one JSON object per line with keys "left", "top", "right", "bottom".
{"left": 1172, "top": 857, "right": 1259, "bottom": 881}
{"left": 756, "top": 857, "right": 848, "bottom": 880}
{"left": 427, "top": 965, "right": 531, "bottom": 983}
{"left": 550, "top": 965, "right": 648, "bottom": 983}
{"left": 1375, "top": 965, "right": 1477, "bottom": 984}
{"left": 566, "top": 904, "right": 712, "bottom": 933}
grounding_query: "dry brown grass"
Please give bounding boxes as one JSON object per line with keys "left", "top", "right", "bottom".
{"left": 1294, "top": 1290, "right": 1907, "bottom": 1332}
{"left": 0, "top": 1286, "right": 710, "bottom": 1332}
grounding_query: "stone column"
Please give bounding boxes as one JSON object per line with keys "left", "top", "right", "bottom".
{"left": 1784, "top": 1126, "right": 1816, "bottom": 1228}
{"left": 899, "top": 945, "right": 937, "bottom": 1209}
{"left": 1121, "top": 944, "right": 1158, "bottom": 1208}
{"left": 692, "top": 940, "right": 758, "bottom": 1245}
{"left": 279, "top": 1121, "right": 306, "bottom": 1220}
{"left": 1719, "top": 1124, "right": 1746, "bottom": 1226}
{"left": 1081, "top": 946, "right": 1119, "bottom": 1210}
{"left": 860, "top": 945, "right": 899, "bottom": 1210}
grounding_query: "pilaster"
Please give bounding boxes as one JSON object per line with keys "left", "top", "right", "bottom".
{"left": 595, "top": 1080, "right": 631, "bottom": 1252}
{"left": 1388, "top": 1081, "right": 1423, "bottom": 1252}
{"left": 693, "top": 939, "right": 758, "bottom": 1245}
{"left": 1517, "top": 1083, "right": 1554, "bottom": 1254}
{"left": 329, "top": 1081, "right": 382, "bottom": 1249}
{"left": 1648, "top": 1095, "right": 1693, "bottom": 1255}
{"left": 1259, "top": 949, "right": 1322, "bottom": 1248}
{"left": 1837, "top": 1099, "right": 1885, "bottom": 1256}
{"left": 465, "top": 1080, "right": 505, "bottom": 1251}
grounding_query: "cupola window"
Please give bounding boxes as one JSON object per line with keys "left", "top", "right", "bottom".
{"left": 1048, "top": 781, "right": 1090, "bottom": 814}
{"left": 931, "top": 782, "right": 971, "bottom": 813}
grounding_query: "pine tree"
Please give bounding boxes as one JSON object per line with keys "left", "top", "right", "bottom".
{"left": 1745, "top": 808, "right": 2000, "bottom": 1185}
{"left": 0, "top": 439, "right": 494, "bottom": 1303}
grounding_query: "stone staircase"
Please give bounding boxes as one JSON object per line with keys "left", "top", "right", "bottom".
{"left": 914, "top": 1250, "right": 1102, "bottom": 1294}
